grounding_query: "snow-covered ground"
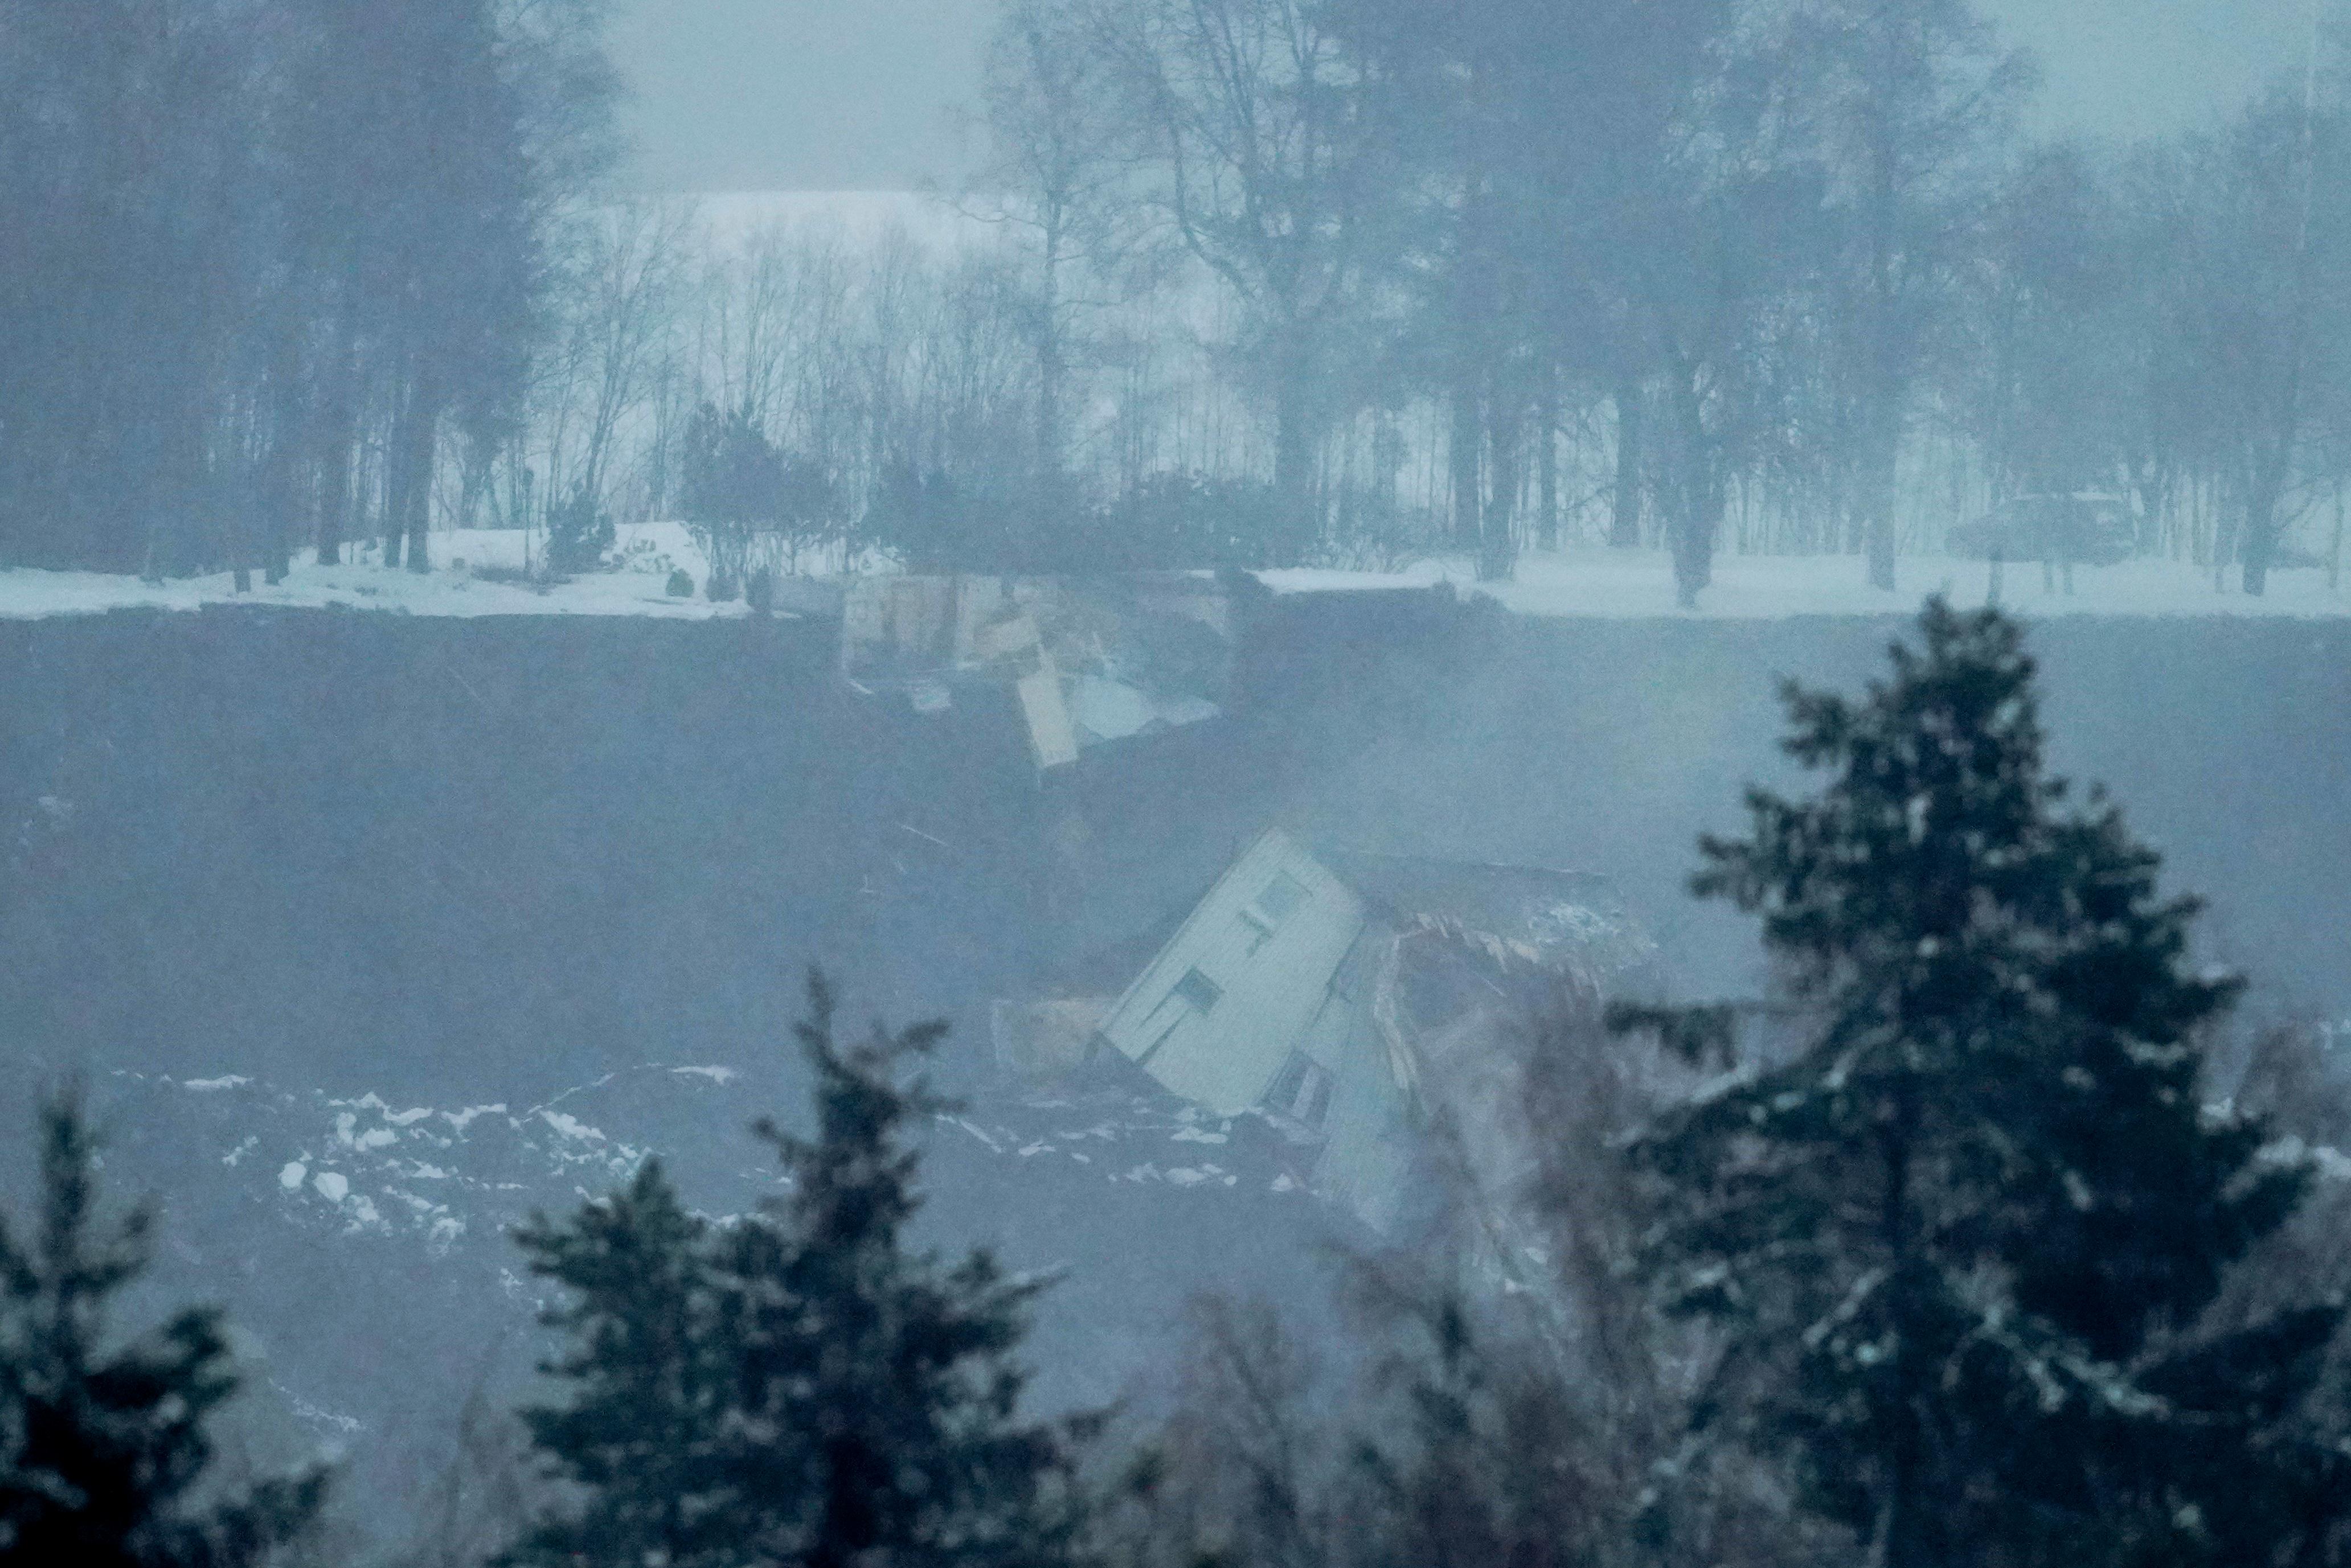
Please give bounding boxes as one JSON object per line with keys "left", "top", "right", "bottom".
{"left": 1261, "top": 548, "right": 2351, "bottom": 619}
{"left": 5, "top": 533, "right": 2345, "bottom": 622}
{"left": 0, "top": 521, "right": 748, "bottom": 621}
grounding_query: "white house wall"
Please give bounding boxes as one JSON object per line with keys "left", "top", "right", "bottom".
{"left": 1100, "top": 830, "right": 1368, "bottom": 1114}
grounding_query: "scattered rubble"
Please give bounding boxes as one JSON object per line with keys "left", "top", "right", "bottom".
{"left": 841, "top": 573, "right": 1244, "bottom": 769}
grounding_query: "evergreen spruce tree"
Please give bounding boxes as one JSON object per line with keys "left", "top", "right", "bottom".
{"left": 1619, "top": 602, "right": 2348, "bottom": 1567}
{"left": 0, "top": 1089, "right": 326, "bottom": 1568}
{"left": 510, "top": 972, "right": 1080, "bottom": 1568}
{"left": 506, "top": 1160, "right": 731, "bottom": 1568}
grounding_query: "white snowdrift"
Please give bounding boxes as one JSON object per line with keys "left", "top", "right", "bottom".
{"left": 0, "top": 522, "right": 749, "bottom": 622}
{"left": 7, "top": 534, "right": 2343, "bottom": 624}
{"left": 1260, "top": 548, "right": 2351, "bottom": 621}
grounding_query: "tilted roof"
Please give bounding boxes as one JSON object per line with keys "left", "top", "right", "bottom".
{"left": 1311, "top": 846, "right": 1634, "bottom": 959}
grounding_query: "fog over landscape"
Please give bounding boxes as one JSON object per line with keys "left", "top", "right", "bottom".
{"left": 609, "top": 0, "right": 2327, "bottom": 189}
{"left": 2, "top": 1, "right": 2349, "bottom": 1565}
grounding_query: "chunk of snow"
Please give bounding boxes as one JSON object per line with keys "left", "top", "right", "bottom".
{"left": 538, "top": 1110, "right": 605, "bottom": 1142}
{"left": 312, "top": 1171, "right": 349, "bottom": 1203}
{"left": 670, "top": 1065, "right": 739, "bottom": 1085}
{"left": 274, "top": 1380, "right": 362, "bottom": 1437}
{"left": 278, "top": 1161, "right": 307, "bottom": 1191}
{"left": 183, "top": 1075, "right": 250, "bottom": 1092}
{"left": 950, "top": 1118, "right": 1002, "bottom": 1153}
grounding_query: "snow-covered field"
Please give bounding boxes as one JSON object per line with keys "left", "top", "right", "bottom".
{"left": 0, "top": 521, "right": 744, "bottom": 621}
{"left": 1262, "top": 548, "right": 2351, "bottom": 620}
{"left": 5, "top": 533, "right": 2344, "bottom": 622}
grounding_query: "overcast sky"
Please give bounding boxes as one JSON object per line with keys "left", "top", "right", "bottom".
{"left": 607, "top": 0, "right": 2325, "bottom": 192}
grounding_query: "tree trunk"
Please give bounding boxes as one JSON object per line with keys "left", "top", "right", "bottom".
{"left": 315, "top": 441, "right": 348, "bottom": 568}
{"left": 1668, "top": 372, "right": 1716, "bottom": 609}
{"left": 1861, "top": 429, "right": 1899, "bottom": 592}
{"left": 2242, "top": 460, "right": 2287, "bottom": 598}
{"left": 1450, "top": 381, "right": 1482, "bottom": 556}
{"left": 1672, "top": 500, "right": 1719, "bottom": 610}
{"left": 1480, "top": 412, "right": 1519, "bottom": 582}
{"left": 1537, "top": 364, "right": 1560, "bottom": 552}
{"left": 2330, "top": 480, "right": 2342, "bottom": 592}
{"left": 261, "top": 422, "right": 294, "bottom": 585}
{"left": 1873, "top": 1089, "right": 1930, "bottom": 1568}
{"left": 1036, "top": 232, "right": 1065, "bottom": 490}
{"left": 1610, "top": 378, "right": 1643, "bottom": 548}
{"left": 386, "top": 368, "right": 441, "bottom": 573}
{"left": 1271, "top": 340, "right": 1316, "bottom": 567}
{"left": 2242, "top": 531, "right": 2272, "bottom": 597}
{"left": 313, "top": 347, "right": 357, "bottom": 568}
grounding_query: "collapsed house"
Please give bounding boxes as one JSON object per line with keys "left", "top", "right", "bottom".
{"left": 840, "top": 573, "right": 1240, "bottom": 770}
{"left": 995, "top": 828, "right": 1657, "bottom": 1236}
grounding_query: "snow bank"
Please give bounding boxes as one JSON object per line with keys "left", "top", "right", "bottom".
{"left": 1259, "top": 548, "right": 2351, "bottom": 620}
{"left": 14, "top": 536, "right": 2340, "bottom": 626}
{"left": 0, "top": 522, "right": 753, "bottom": 622}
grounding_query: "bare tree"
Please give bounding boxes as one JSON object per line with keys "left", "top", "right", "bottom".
{"left": 2153, "top": 84, "right": 2350, "bottom": 594}
{"left": 1799, "top": 0, "right": 2029, "bottom": 590}
{"left": 1101, "top": 0, "right": 1396, "bottom": 560}
{"left": 970, "top": 0, "right": 1149, "bottom": 495}
{"left": 525, "top": 196, "right": 695, "bottom": 530}
{"left": 1104, "top": 1298, "right": 1347, "bottom": 1568}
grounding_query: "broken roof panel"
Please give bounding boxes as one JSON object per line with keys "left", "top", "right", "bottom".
{"left": 1314, "top": 847, "right": 1656, "bottom": 979}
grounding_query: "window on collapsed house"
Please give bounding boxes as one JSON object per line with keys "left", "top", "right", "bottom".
{"left": 1172, "top": 967, "right": 1223, "bottom": 1013}
{"left": 1265, "top": 1050, "right": 1334, "bottom": 1128}
{"left": 1241, "top": 871, "right": 1311, "bottom": 953}
{"left": 1138, "top": 967, "right": 1223, "bottom": 1066}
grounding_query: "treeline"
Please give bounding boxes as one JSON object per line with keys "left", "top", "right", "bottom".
{"left": 6, "top": 1, "right": 2351, "bottom": 600}
{"left": 526, "top": 0, "right": 2351, "bottom": 601}
{"left": 0, "top": 0, "right": 616, "bottom": 580}
{"left": 6, "top": 606, "right": 2349, "bottom": 1566}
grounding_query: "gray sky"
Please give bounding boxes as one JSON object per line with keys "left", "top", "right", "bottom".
{"left": 609, "top": 0, "right": 2323, "bottom": 192}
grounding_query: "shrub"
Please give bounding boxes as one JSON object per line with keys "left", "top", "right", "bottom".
{"left": 545, "top": 482, "right": 615, "bottom": 574}
{"left": 665, "top": 568, "right": 694, "bottom": 598}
